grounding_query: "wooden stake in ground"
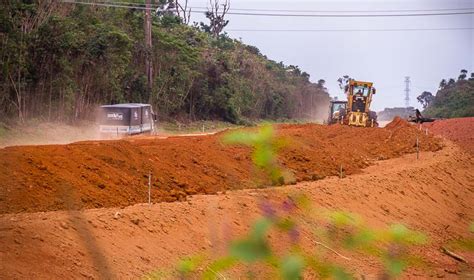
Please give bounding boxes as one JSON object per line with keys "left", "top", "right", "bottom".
{"left": 416, "top": 136, "right": 419, "bottom": 160}
{"left": 148, "top": 171, "right": 151, "bottom": 206}
{"left": 340, "top": 164, "right": 343, "bottom": 179}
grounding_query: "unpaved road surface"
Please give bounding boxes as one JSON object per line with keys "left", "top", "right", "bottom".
{"left": 0, "top": 118, "right": 473, "bottom": 279}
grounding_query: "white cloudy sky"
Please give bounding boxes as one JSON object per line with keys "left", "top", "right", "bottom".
{"left": 184, "top": 0, "right": 473, "bottom": 111}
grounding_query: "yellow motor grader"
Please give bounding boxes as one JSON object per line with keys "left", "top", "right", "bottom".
{"left": 328, "top": 80, "right": 378, "bottom": 127}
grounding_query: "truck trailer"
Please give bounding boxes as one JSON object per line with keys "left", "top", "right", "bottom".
{"left": 99, "top": 103, "right": 157, "bottom": 135}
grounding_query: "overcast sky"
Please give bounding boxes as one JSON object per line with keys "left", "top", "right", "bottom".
{"left": 185, "top": 0, "right": 473, "bottom": 111}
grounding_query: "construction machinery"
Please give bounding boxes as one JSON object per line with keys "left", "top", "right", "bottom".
{"left": 328, "top": 80, "right": 378, "bottom": 127}
{"left": 407, "top": 109, "right": 436, "bottom": 124}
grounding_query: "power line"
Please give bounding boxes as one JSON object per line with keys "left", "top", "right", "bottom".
{"left": 226, "top": 27, "right": 474, "bottom": 32}
{"left": 75, "top": 1, "right": 474, "bottom": 13}
{"left": 215, "top": 11, "right": 474, "bottom": 17}
{"left": 62, "top": 1, "right": 474, "bottom": 17}
{"left": 202, "top": 7, "right": 474, "bottom": 13}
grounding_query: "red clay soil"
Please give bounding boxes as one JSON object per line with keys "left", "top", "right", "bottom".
{"left": 0, "top": 142, "right": 472, "bottom": 279}
{"left": 0, "top": 119, "right": 443, "bottom": 214}
{"left": 422, "top": 117, "right": 474, "bottom": 154}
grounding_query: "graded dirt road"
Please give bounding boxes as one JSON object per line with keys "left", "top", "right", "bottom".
{"left": 0, "top": 118, "right": 472, "bottom": 279}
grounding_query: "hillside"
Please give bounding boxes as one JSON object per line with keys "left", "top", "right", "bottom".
{"left": 377, "top": 106, "right": 414, "bottom": 121}
{"left": 0, "top": 1, "right": 330, "bottom": 124}
{"left": 423, "top": 78, "right": 474, "bottom": 118}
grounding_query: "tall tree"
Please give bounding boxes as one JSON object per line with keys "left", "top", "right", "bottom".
{"left": 203, "top": 0, "right": 230, "bottom": 38}
{"left": 174, "top": 0, "right": 191, "bottom": 24}
{"left": 458, "top": 69, "right": 468, "bottom": 81}
{"left": 417, "top": 91, "right": 434, "bottom": 109}
{"left": 337, "top": 75, "right": 352, "bottom": 93}
{"left": 439, "top": 79, "right": 447, "bottom": 90}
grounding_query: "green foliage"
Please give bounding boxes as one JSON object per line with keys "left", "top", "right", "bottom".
{"left": 0, "top": 2, "right": 329, "bottom": 123}
{"left": 223, "top": 124, "right": 291, "bottom": 185}
{"left": 0, "top": 124, "right": 7, "bottom": 138}
{"left": 230, "top": 218, "right": 273, "bottom": 262}
{"left": 202, "top": 257, "right": 236, "bottom": 280}
{"left": 180, "top": 202, "right": 427, "bottom": 279}
{"left": 177, "top": 256, "right": 204, "bottom": 277}
{"left": 281, "top": 255, "right": 305, "bottom": 280}
{"left": 422, "top": 70, "right": 474, "bottom": 118}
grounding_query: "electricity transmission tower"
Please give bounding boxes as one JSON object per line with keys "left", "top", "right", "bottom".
{"left": 404, "top": 76, "right": 410, "bottom": 107}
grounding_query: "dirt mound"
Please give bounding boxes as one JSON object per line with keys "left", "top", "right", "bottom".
{"left": 423, "top": 117, "right": 474, "bottom": 153}
{"left": 384, "top": 116, "right": 411, "bottom": 130}
{"left": 0, "top": 143, "right": 472, "bottom": 279}
{"left": 0, "top": 123, "right": 443, "bottom": 214}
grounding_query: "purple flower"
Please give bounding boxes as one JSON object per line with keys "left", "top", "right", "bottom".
{"left": 259, "top": 200, "right": 277, "bottom": 219}
{"left": 289, "top": 227, "right": 300, "bottom": 243}
{"left": 282, "top": 198, "right": 297, "bottom": 213}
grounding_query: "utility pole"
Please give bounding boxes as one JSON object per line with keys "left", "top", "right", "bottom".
{"left": 404, "top": 76, "right": 410, "bottom": 108}
{"left": 145, "top": 0, "right": 153, "bottom": 95}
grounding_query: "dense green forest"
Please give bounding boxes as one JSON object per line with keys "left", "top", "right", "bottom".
{"left": 418, "top": 70, "right": 474, "bottom": 118}
{"left": 0, "top": 1, "right": 330, "bottom": 124}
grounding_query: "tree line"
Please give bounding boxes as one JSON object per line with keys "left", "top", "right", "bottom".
{"left": 417, "top": 69, "right": 474, "bottom": 118}
{"left": 0, "top": 0, "right": 330, "bottom": 124}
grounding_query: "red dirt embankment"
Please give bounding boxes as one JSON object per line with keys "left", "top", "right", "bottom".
{"left": 423, "top": 117, "right": 474, "bottom": 153}
{"left": 0, "top": 142, "right": 472, "bottom": 279}
{"left": 0, "top": 119, "right": 442, "bottom": 214}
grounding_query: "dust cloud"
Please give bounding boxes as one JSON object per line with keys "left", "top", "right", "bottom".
{"left": 0, "top": 122, "right": 112, "bottom": 148}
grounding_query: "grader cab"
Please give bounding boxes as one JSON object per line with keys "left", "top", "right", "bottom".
{"left": 328, "top": 80, "right": 378, "bottom": 127}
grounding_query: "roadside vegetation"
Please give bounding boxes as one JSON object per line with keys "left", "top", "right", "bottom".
{"left": 0, "top": 1, "right": 329, "bottom": 125}
{"left": 417, "top": 69, "right": 474, "bottom": 118}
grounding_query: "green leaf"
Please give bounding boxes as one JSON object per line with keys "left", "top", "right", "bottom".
{"left": 176, "top": 255, "right": 203, "bottom": 276}
{"left": 230, "top": 239, "right": 271, "bottom": 262}
{"left": 250, "top": 218, "right": 273, "bottom": 240}
{"left": 388, "top": 224, "right": 426, "bottom": 244}
{"left": 385, "top": 259, "right": 406, "bottom": 277}
{"left": 281, "top": 255, "right": 304, "bottom": 280}
{"left": 330, "top": 266, "right": 353, "bottom": 280}
{"left": 230, "top": 218, "right": 273, "bottom": 262}
{"left": 329, "top": 211, "right": 359, "bottom": 227}
{"left": 344, "top": 228, "right": 376, "bottom": 249}
{"left": 202, "top": 257, "right": 237, "bottom": 280}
